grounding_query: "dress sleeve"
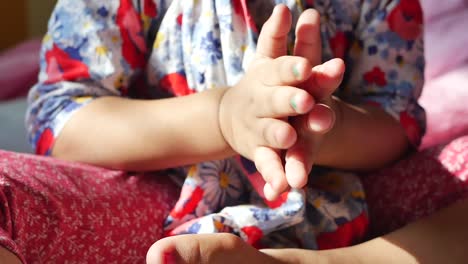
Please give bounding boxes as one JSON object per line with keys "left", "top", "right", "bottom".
{"left": 342, "top": 0, "right": 426, "bottom": 146}
{"left": 26, "top": 0, "right": 159, "bottom": 155}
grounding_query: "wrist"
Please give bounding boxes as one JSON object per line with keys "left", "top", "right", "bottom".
{"left": 215, "top": 87, "right": 235, "bottom": 155}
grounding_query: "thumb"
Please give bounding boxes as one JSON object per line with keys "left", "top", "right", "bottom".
{"left": 292, "top": 103, "right": 336, "bottom": 136}
{"left": 306, "top": 58, "right": 345, "bottom": 101}
{"left": 285, "top": 104, "right": 335, "bottom": 188}
{"left": 307, "top": 103, "right": 336, "bottom": 134}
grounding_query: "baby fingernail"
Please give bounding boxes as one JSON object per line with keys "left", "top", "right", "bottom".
{"left": 285, "top": 158, "right": 308, "bottom": 188}
{"left": 308, "top": 104, "right": 335, "bottom": 132}
{"left": 264, "top": 183, "right": 277, "bottom": 201}
{"left": 292, "top": 63, "right": 301, "bottom": 79}
{"left": 291, "top": 94, "right": 313, "bottom": 113}
{"left": 290, "top": 96, "right": 298, "bottom": 111}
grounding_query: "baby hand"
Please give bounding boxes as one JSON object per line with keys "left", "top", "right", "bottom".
{"left": 260, "top": 8, "right": 345, "bottom": 200}
{"left": 218, "top": 5, "right": 316, "bottom": 192}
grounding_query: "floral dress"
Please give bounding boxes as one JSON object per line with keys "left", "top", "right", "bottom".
{"left": 27, "top": 0, "right": 425, "bottom": 249}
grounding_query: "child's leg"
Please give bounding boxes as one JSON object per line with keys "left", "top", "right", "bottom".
{"left": 0, "top": 246, "right": 21, "bottom": 264}
{"left": 0, "top": 150, "right": 179, "bottom": 263}
{"left": 146, "top": 135, "right": 468, "bottom": 264}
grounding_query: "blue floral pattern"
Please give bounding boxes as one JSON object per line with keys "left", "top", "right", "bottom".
{"left": 27, "top": 0, "right": 425, "bottom": 249}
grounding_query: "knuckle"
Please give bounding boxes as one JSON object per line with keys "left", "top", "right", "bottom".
{"left": 218, "top": 233, "right": 245, "bottom": 251}
{"left": 261, "top": 121, "right": 273, "bottom": 146}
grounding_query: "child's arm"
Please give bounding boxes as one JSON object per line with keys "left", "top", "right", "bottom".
{"left": 311, "top": 0, "right": 425, "bottom": 170}
{"left": 29, "top": 2, "right": 313, "bottom": 171}
{"left": 51, "top": 90, "right": 232, "bottom": 170}
{"left": 263, "top": 2, "right": 425, "bottom": 199}
{"left": 315, "top": 96, "right": 409, "bottom": 170}
{"left": 52, "top": 55, "right": 313, "bottom": 171}
{"left": 265, "top": 58, "right": 410, "bottom": 200}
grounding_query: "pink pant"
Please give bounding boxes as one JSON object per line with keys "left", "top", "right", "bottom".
{"left": 1, "top": 135, "right": 467, "bottom": 263}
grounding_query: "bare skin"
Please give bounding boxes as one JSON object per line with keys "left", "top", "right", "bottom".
{"left": 52, "top": 5, "right": 322, "bottom": 176}
{"left": 258, "top": 7, "right": 408, "bottom": 200}
{"left": 0, "top": 199, "right": 468, "bottom": 264}
{"left": 2, "top": 197, "right": 467, "bottom": 263}
{"left": 52, "top": 5, "right": 407, "bottom": 202}
{"left": 0, "top": 247, "right": 21, "bottom": 264}
{"left": 144, "top": 5, "right": 463, "bottom": 264}
{"left": 3, "top": 4, "right": 462, "bottom": 264}
{"left": 147, "top": 198, "right": 468, "bottom": 264}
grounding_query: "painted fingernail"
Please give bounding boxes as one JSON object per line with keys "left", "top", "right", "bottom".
{"left": 292, "top": 64, "right": 301, "bottom": 79}
{"left": 290, "top": 96, "right": 298, "bottom": 111}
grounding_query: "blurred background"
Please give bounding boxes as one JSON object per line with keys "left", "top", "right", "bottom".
{"left": 0, "top": 0, "right": 56, "bottom": 51}
{"left": 0, "top": 0, "right": 56, "bottom": 153}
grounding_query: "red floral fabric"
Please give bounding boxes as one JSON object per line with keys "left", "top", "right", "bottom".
{"left": 0, "top": 151, "right": 179, "bottom": 263}
{"left": 1, "top": 135, "right": 468, "bottom": 262}
{"left": 363, "top": 135, "right": 468, "bottom": 236}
